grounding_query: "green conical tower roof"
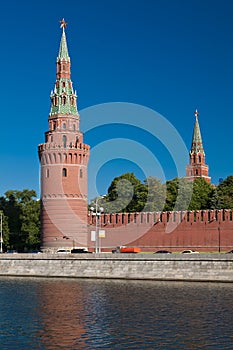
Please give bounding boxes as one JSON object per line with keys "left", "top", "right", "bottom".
{"left": 190, "top": 110, "right": 205, "bottom": 155}
{"left": 49, "top": 19, "right": 78, "bottom": 117}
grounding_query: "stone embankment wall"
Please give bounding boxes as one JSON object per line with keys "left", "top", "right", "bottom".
{"left": 0, "top": 254, "right": 233, "bottom": 282}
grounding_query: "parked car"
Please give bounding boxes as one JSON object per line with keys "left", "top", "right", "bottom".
{"left": 71, "top": 248, "right": 91, "bottom": 254}
{"left": 181, "top": 250, "right": 199, "bottom": 254}
{"left": 56, "top": 249, "right": 71, "bottom": 254}
{"left": 154, "top": 250, "right": 172, "bottom": 254}
{"left": 6, "top": 250, "right": 18, "bottom": 254}
{"left": 28, "top": 250, "right": 42, "bottom": 254}
{"left": 225, "top": 249, "right": 233, "bottom": 254}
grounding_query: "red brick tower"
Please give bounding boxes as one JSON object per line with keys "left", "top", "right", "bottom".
{"left": 186, "top": 110, "right": 211, "bottom": 182}
{"left": 38, "top": 19, "right": 90, "bottom": 251}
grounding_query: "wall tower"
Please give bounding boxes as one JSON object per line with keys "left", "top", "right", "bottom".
{"left": 38, "top": 19, "right": 90, "bottom": 251}
{"left": 186, "top": 110, "right": 211, "bottom": 182}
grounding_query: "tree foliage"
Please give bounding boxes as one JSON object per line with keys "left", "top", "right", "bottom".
{"left": 103, "top": 173, "right": 147, "bottom": 213}
{"left": 164, "top": 178, "right": 193, "bottom": 211}
{"left": 217, "top": 176, "right": 233, "bottom": 209}
{"left": 95, "top": 173, "right": 233, "bottom": 214}
{"left": 188, "top": 177, "right": 214, "bottom": 210}
{"left": 144, "top": 177, "right": 166, "bottom": 212}
{"left": 0, "top": 189, "right": 40, "bottom": 252}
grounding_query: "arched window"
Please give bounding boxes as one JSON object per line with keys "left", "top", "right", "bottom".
{"left": 198, "top": 155, "right": 201, "bottom": 163}
{"left": 63, "top": 123, "right": 66, "bottom": 130}
{"left": 62, "top": 168, "right": 67, "bottom": 177}
{"left": 80, "top": 169, "right": 83, "bottom": 178}
{"left": 62, "top": 135, "right": 67, "bottom": 148}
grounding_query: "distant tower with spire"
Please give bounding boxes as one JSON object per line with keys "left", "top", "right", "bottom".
{"left": 185, "top": 110, "right": 211, "bottom": 182}
{"left": 38, "top": 19, "right": 90, "bottom": 251}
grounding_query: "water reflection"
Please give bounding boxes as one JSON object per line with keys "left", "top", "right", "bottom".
{"left": 37, "top": 280, "right": 88, "bottom": 349}
{"left": 0, "top": 278, "right": 232, "bottom": 349}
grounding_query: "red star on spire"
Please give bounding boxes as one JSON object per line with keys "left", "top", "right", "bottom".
{"left": 195, "top": 109, "right": 199, "bottom": 118}
{"left": 60, "top": 18, "right": 68, "bottom": 29}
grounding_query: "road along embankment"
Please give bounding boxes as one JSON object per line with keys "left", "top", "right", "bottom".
{"left": 0, "top": 254, "right": 232, "bottom": 282}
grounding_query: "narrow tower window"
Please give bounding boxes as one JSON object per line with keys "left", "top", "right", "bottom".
{"left": 62, "top": 96, "right": 66, "bottom": 104}
{"left": 80, "top": 169, "right": 83, "bottom": 178}
{"left": 62, "top": 135, "right": 67, "bottom": 148}
{"left": 63, "top": 123, "right": 66, "bottom": 130}
{"left": 46, "top": 169, "right": 49, "bottom": 178}
{"left": 62, "top": 168, "right": 67, "bottom": 177}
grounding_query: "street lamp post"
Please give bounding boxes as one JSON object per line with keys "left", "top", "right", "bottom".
{"left": 90, "top": 196, "right": 105, "bottom": 253}
{"left": 218, "top": 220, "right": 221, "bottom": 253}
{"left": 215, "top": 209, "right": 221, "bottom": 253}
{"left": 0, "top": 211, "right": 3, "bottom": 253}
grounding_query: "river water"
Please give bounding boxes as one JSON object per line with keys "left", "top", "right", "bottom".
{"left": 0, "top": 277, "right": 232, "bottom": 349}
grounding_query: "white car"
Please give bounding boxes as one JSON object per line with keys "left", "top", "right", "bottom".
{"left": 181, "top": 250, "right": 199, "bottom": 254}
{"left": 56, "top": 249, "right": 71, "bottom": 254}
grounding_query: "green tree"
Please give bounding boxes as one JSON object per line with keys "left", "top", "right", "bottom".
{"left": 0, "top": 211, "right": 10, "bottom": 250}
{"left": 20, "top": 198, "right": 41, "bottom": 251}
{"left": 101, "top": 173, "right": 147, "bottom": 213}
{"left": 144, "top": 177, "right": 166, "bottom": 212}
{"left": 188, "top": 177, "right": 214, "bottom": 210}
{"left": 208, "top": 187, "right": 222, "bottom": 209}
{"left": 2, "top": 190, "right": 21, "bottom": 237}
{"left": 164, "top": 178, "right": 193, "bottom": 211}
{"left": 217, "top": 175, "right": 233, "bottom": 209}
{"left": 0, "top": 190, "right": 40, "bottom": 252}
{"left": 164, "top": 178, "right": 179, "bottom": 211}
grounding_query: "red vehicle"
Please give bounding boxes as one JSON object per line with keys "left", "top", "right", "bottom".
{"left": 119, "top": 247, "right": 141, "bottom": 253}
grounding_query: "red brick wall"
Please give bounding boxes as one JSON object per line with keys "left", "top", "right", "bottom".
{"left": 88, "top": 210, "right": 233, "bottom": 252}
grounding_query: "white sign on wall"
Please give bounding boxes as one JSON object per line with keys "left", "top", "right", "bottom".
{"left": 91, "top": 231, "right": 96, "bottom": 241}
{"left": 99, "top": 230, "right": 105, "bottom": 238}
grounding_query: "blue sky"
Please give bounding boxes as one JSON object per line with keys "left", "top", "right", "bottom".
{"left": 0, "top": 0, "right": 233, "bottom": 201}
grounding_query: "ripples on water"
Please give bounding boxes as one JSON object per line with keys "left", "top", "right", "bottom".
{"left": 0, "top": 277, "right": 232, "bottom": 349}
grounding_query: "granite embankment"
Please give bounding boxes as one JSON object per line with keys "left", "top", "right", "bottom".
{"left": 0, "top": 254, "right": 233, "bottom": 282}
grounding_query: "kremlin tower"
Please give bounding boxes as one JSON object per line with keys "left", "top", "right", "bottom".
{"left": 38, "top": 19, "right": 90, "bottom": 251}
{"left": 186, "top": 110, "right": 211, "bottom": 182}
